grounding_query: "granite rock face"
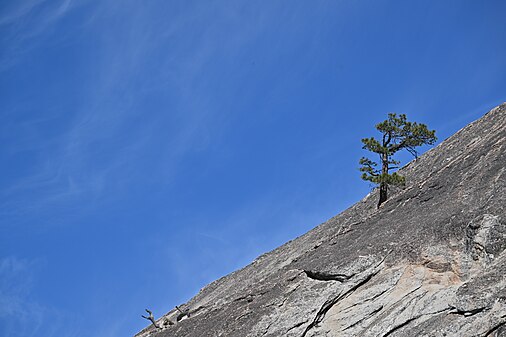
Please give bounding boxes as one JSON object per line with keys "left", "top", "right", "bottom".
{"left": 136, "top": 103, "right": 506, "bottom": 337}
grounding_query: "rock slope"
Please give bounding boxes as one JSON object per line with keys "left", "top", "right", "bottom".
{"left": 136, "top": 103, "right": 506, "bottom": 337}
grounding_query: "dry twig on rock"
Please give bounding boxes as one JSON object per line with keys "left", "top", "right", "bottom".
{"left": 141, "top": 309, "right": 161, "bottom": 329}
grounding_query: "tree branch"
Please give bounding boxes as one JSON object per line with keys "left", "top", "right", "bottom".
{"left": 385, "top": 131, "right": 392, "bottom": 146}
{"left": 403, "top": 146, "right": 418, "bottom": 158}
{"left": 359, "top": 158, "right": 380, "bottom": 176}
{"left": 142, "top": 309, "right": 161, "bottom": 330}
{"left": 176, "top": 305, "right": 190, "bottom": 320}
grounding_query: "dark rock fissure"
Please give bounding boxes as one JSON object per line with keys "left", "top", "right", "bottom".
{"left": 301, "top": 268, "right": 381, "bottom": 337}
{"left": 342, "top": 305, "right": 384, "bottom": 331}
{"left": 341, "top": 287, "right": 391, "bottom": 312}
{"left": 388, "top": 284, "right": 423, "bottom": 309}
{"left": 236, "top": 311, "right": 251, "bottom": 320}
{"left": 449, "top": 306, "right": 489, "bottom": 317}
{"left": 303, "top": 270, "right": 353, "bottom": 282}
{"left": 381, "top": 316, "right": 418, "bottom": 337}
{"left": 380, "top": 308, "right": 451, "bottom": 337}
{"left": 484, "top": 321, "right": 506, "bottom": 337}
{"left": 233, "top": 290, "right": 269, "bottom": 303}
{"left": 261, "top": 322, "right": 272, "bottom": 336}
{"left": 340, "top": 267, "right": 406, "bottom": 314}
{"left": 286, "top": 321, "right": 307, "bottom": 333}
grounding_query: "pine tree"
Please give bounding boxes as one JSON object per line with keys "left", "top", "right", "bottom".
{"left": 360, "top": 113, "right": 437, "bottom": 208}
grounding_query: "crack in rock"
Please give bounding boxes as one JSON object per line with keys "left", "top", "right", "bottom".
{"left": 342, "top": 305, "right": 384, "bottom": 331}
{"left": 303, "top": 270, "right": 354, "bottom": 282}
{"left": 484, "top": 321, "right": 506, "bottom": 336}
{"left": 300, "top": 254, "right": 391, "bottom": 337}
{"left": 260, "top": 322, "right": 272, "bottom": 336}
{"left": 286, "top": 321, "right": 307, "bottom": 333}
{"left": 380, "top": 308, "right": 451, "bottom": 337}
{"left": 233, "top": 290, "right": 269, "bottom": 303}
{"left": 340, "top": 287, "right": 391, "bottom": 313}
{"left": 301, "top": 268, "right": 381, "bottom": 337}
{"left": 449, "top": 305, "right": 490, "bottom": 317}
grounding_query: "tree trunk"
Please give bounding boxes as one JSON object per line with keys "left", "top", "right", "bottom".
{"left": 378, "top": 152, "right": 389, "bottom": 208}
{"left": 378, "top": 182, "right": 388, "bottom": 208}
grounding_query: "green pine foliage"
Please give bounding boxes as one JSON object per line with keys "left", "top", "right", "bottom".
{"left": 360, "top": 113, "right": 437, "bottom": 207}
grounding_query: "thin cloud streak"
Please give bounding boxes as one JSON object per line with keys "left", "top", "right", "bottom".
{"left": 0, "top": 1, "right": 208, "bottom": 225}
{"left": 0, "top": 0, "right": 75, "bottom": 70}
{"left": 0, "top": 0, "right": 46, "bottom": 25}
{"left": 0, "top": 256, "right": 80, "bottom": 337}
{"left": 1, "top": 1, "right": 279, "bottom": 224}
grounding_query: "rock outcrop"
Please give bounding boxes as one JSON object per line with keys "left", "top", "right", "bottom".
{"left": 136, "top": 103, "right": 506, "bottom": 337}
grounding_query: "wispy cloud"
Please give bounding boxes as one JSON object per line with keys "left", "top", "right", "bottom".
{"left": 0, "top": 256, "right": 79, "bottom": 337}
{"left": 1, "top": 1, "right": 275, "bottom": 227}
{"left": 0, "top": 0, "right": 45, "bottom": 26}
{"left": 0, "top": 0, "right": 74, "bottom": 70}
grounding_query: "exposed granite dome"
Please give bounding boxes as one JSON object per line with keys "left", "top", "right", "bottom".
{"left": 136, "top": 103, "right": 506, "bottom": 337}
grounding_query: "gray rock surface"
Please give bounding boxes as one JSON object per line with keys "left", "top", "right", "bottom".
{"left": 136, "top": 103, "right": 506, "bottom": 337}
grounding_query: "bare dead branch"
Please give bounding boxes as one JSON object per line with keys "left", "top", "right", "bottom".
{"left": 142, "top": 309, "right": 161, "bottom": 329}
{"left": 176, "top": 305, "right": 190, "bottom": 320}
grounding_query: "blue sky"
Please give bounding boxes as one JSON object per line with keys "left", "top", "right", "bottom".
{"left": 1, "top": 1, "right": 505, "bottom": 336}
